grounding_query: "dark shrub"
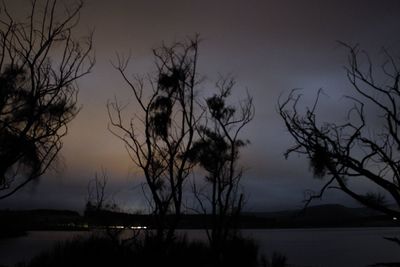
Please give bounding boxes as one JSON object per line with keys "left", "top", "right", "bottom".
{"left": 19, "top": 233, "right": 266, "bottom": 267}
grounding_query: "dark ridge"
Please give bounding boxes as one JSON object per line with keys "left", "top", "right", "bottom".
{"left": 1, "top": 204, "right": 398, "bottom": 235}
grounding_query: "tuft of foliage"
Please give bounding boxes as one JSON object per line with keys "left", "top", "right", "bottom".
{"left": 309, "top": 144, "right": 332, "bottom": 178}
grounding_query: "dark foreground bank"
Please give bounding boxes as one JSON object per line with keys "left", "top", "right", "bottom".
{"left": 8, "top": 233, "right": 284, "bottom": 267}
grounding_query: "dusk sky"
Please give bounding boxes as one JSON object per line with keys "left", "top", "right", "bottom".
{"left": 2, "top": 0, "right": 400, "bottom": 212}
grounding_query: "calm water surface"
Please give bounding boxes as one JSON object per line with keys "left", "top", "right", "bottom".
{"left": 244, "top": 228, "right": 400, "bottom": 267}
{"left": 0, "top": 228, "right": 399, "bottom": 267}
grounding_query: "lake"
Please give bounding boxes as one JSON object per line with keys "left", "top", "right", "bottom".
{"left": 0, "top": 228, "right": 399, "bottom": 267}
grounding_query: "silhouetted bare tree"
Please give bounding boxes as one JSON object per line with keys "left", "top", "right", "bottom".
{"left": 189, "top": 78, "right": 254, "bottom": 249}
{"left": 0, "top": 0, "right": 94, "bottom": 199}
{"left": 279, "top": 44, "right": 400, "bottom": 218}
{"left": 108, "top": 37, "right": 200, "bottom": 241}
{"left": 85, "top": 169, "right": 109, "bottom": 213}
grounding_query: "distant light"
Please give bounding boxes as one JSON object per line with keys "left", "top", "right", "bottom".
{"left": 130, "top": 226, "right": 147, "bottom": 230}
{"left": 393, "top": 217, "right": 397, "bottom": 221}
{"left": 110, "top": 225, "right": 125, "bottom": 229}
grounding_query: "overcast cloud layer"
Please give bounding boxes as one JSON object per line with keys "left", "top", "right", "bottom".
{"left": 1, "top": 0, "right": 400, "bottom": 212}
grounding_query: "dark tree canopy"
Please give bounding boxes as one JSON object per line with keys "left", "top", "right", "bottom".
{"left": 0, "top": 0, "right": 94, "bottom": 199}
{"left": 279, "top": 44, "right": 400, "bottom": 218}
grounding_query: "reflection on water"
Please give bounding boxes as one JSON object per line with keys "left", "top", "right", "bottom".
{"left": 0, "top": 228, "right": 399, "bottom": 267}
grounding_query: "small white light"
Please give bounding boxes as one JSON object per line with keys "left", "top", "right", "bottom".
{"left": 130, "top": 226, "right": 147, "bottom": 230}
{"left": 393, "top": 217, "right": 397, "bottom": 221}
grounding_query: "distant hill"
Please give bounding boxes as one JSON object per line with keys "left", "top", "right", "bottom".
{"left": 247, "top": 204, "right": 381, "bottom": 218}
{"left": 0, "top": 204, "right": 398, "bottom": 233}
{"left": 0, "top": 209, "right": 83, "bottom": 232}
{"left": 0, "top": 209, "right": 80, "bottom": 217}
{"left": 244, "top": 204, "right": 397, "bottom": 228}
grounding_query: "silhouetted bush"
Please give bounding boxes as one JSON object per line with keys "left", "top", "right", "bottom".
{"left": 262, "top": 252, "right": 288, "bottom": 267}
{"left": 17, "top": 235, "right": 134, "bottom": 267}
{"left": 17, "top": 233, "right": 266, "bottom": 267}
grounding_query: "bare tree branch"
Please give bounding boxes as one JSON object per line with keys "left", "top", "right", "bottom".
{"left": 108, "top": 36, "right": 201, "bottom": 242}
{"left": 279, "top": 43, "right": 400, "bottom": 218}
